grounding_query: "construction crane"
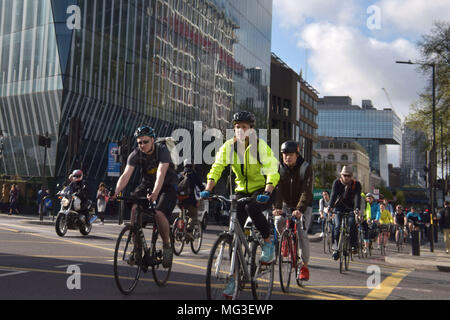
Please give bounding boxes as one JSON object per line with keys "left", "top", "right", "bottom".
{"left": 382, "top": 88, "right": 406, "bottom": 119}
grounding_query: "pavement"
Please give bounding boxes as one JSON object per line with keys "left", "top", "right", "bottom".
{"left": 383, "top": 233, "right": 450, "bottom": 272}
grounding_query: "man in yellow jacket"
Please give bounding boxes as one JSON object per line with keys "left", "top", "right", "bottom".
{"left": 201, "top": 111, "right": 280, "bottom": 298}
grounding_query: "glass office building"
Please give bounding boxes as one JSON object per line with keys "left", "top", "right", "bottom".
{"left": 317, "top": 97, "right": 401, "bottom": 181}
{"left": 0, "top": 0, "right": 272, "bottom": 185}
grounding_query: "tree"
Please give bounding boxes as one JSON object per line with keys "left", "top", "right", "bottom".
{"left": 406, "top": 22, "right": 450, "bottom": 171}
{"left": 314, "top": 161, "right": 337, "bottom": 189}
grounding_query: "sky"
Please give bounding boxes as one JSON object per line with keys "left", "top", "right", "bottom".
{"left": 271, "top": 0, "right": 450, "bottom": 166}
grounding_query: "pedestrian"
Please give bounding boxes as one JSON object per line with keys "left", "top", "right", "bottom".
{"left": 8, "top": 184, "right": 20, "bottom": 215}
{"left": 96, "top": 183, "right": 108, "bottom": 225}
{"left": 1, "top": 184, "right": 8, "bottom": 213}
{"left": 36, "top": 186, "right": 47, "bottom": 216}
{"left": 439, "top": 201, "right": 450, "bottom": 254}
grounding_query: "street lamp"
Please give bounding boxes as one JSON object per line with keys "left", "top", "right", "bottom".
{"left": 396, "top": 60, "right": 436, "bottom": 252}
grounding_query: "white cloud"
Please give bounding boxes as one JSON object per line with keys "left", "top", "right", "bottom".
{"left": 299, "top": 22, "right": 426, "bottom": 120}
{"left": 273, "top": 0, "right": 360, "bottom": 28}
{"left": 377, "top": 0, "right": 450, "bottom": 35}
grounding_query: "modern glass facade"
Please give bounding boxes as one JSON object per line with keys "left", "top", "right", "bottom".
{"left": 0, "top": 0, "right": 272, "bottom": 185}
{"left": 317, "top": 97, "right": 401, "bottom": 177}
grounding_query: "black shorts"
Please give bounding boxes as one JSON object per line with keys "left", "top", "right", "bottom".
{"left": 134, "top": 183, "right": 177, "bottom": 218}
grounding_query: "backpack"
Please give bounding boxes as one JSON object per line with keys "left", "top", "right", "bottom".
{"left": 177, "top": 171, "right": 192, "bottom": 200}
{"left": 154, "top": 137, "right": 181, "bottom": 170}
{"left": 279, "top": 159, "right": 310, "bottom": 181}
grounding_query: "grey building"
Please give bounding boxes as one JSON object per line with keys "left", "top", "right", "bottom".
{"left": 401, "top": 124, "right": 427, "bottom": 187}
{"left": 317, "top": 96, "right": 402, "bottom": 186}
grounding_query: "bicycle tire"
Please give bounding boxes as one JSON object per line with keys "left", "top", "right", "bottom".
{"left": 279, "top": 230, "right": 292, "bottom": 293}
{"left": 251, "top": 240, "right": 274, "bottom": 300}
{"left": 151, "top": 226, "right": 173, "bottom": 287}
{"left": 190, "top": 221, "right": 203, "bottom": 254}
{"left": 338, "top": 228, "right": 345, "bottom": 274}
{"left": 323, "top": 224, "right": 328, "bottom": 254}
{"left": 206, "top": 233, "right": 236, "bottom": 300}
{"left": 172, "top": 218, "right": 185, "bottom": 256}
{"left": 344, "top": 236, "right": 350, "bottom": 271}
{"left": 113, "top": 224, "right": 142, "bottom": 295}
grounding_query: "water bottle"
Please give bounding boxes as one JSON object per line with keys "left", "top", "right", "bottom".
{"left": 89, "top": 215, "right": 98, "bottom": 224}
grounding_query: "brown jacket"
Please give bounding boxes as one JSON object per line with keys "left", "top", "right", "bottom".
{"left": 274, "top": 157, "right": 313, "bottom": 213}
{"left": 1, "top": 188, "right": 8, "bottom": 203}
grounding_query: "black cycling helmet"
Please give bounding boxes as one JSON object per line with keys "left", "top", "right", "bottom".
{"left": 134, "top": 126, "right": 156, "bottom": 139}
{"left": 281, "top": 141, "right": 299, "bottom": 154}
{"left": 232, "top": 111, "right": 256, "bottom": 127}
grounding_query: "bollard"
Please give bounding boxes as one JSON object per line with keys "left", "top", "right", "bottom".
{"left": 411, "top": 230, "right": 420, "bottom": 256}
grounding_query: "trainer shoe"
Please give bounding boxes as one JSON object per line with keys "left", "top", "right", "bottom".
{"left": 223, "top": 277, "right": 236, "bottom": 298}
{"left": 332, "top": 250, "right": 340, "bottom": 261}
{"left": 260, "top": 242, "right": 275, "bottom": 264}
{"left": 299, "top": 266, "right": 310, "bottom": 281}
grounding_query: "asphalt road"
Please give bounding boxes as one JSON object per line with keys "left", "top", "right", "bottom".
{"left": 0, "top": 214, "right": 449, "bottom": 300}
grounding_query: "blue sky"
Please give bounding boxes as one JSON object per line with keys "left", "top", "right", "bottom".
{"left": 271, "top": 0, "right": 450, "bottom": 165}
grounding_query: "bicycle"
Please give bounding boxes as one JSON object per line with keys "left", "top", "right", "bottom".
{"left": 279, "top": 210, "right": 307, "bottom": 293}
{"left": 205, "top": 195, "right": 275, "bottom": 300}
{"left": 172, "top": 201, "right": 203, "bottom": 256}
{"left": 395, "top": 225, "right": 405, "bottom": 253}
{"left": 336, "top": 211, "right": 352, "bottom": 274}
{"left": 113, "top": 194, "right": 174, "bottom": 295}
{"left": 379, "top": 224, "right": 391, "bottom": 256}
{"left": 322, "top": 216, "right": 333, "bottom": 254}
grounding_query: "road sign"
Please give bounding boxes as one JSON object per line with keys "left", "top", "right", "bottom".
{"left": 108, "top": 143, "right": 121, "bottom": 177}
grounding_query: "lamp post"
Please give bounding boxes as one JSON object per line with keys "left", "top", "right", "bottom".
{"left": 396, "top": 60, "right": 436, "bottom": 252}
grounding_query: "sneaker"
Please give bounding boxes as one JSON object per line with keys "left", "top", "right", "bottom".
{"left": 446, "top": 250, "right": 449, "bottom": 254}
{"left": 320, "top": 232, "right": 324, "bottom": 238}
{"left": 162, "top": 243, "right": 173, "bottom": 268}
{"left": 223, "top": 277, "right": 236, "bottom": 298}
{"left": 260, "top": 242, "right": 275, "bottom": 264}
{"left": 332, "top": 250, "right": 340, "bottom": 261}
{"left": 352, "top": 247, "right": 358, "bottom": 254}
{"left": 299, "top": 266, "right": 310, "bottom": 281}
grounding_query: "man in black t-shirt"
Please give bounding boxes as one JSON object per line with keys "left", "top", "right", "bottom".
{"left": 112, "top": 126, "right": 177, "bottom": 268}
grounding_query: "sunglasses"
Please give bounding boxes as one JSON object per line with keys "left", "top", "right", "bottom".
{"left": 342, "top": 174, "right": 352, "bottom": 178}
{"left": 138, "top": 140, "right": 150, "bottom": 146}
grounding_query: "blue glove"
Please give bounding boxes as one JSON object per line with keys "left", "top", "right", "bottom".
{"left": 256, "top": 194, "right": 270, "bottom": 204}
{"left": 200, "top": 191, "right": 211, "bottom": 199}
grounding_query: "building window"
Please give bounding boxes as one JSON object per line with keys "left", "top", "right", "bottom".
{"left": 341, "top": 154, "right": 348, "bottom": 161}
{"left": 343, "top": 142, "right": 348, "bottom": 149}
{"left": 329, "top": 142, "right": 335, "bottom": 149}
{"left": 328, "top": 154, "right": 335, "bottom": 161}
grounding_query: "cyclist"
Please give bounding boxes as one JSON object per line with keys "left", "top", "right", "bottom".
{"left": 360, "top": 193, "right": 380, "bottom": 253}
{"left": 319, "top": 190, "right": 331, "bottom": 238}
{"left": 273, "top": 141, "right": 313, "bottom": 282}
{"left": 327, "top": 166, "right": 362, "bottom": 261}
{"left": 407, "top": 207, "right": 421, "bottom": 233}
{"left": 180, "top": 159, "right": 205, "bottom": 242}
{"left": 112, "top": 126, "right": 179, "bottom": 268}
{"left": 200, "top": 111, "right": 280, "bottom": 298}
{"left": 394, "top": 204, "right": 407, "bottom": 244}
{"left": 377, "top": 203, "right": 393, "bottom": 251}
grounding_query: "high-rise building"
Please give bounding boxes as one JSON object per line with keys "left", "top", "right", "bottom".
{"left": 317, "top": 96, "right": 402, "bottom": 186}
{"left": 269, "top": 53, "right": 318, "bottom": 163}
{"left": 401, "top": 124, "right": 427, "bottom": 187}
{"left": 0, "top": 0, "right": 273, "bottom": 186}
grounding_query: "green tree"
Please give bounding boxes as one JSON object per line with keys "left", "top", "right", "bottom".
{"left": 314, "top": 162, "right": 337, "bottom": 190}
{"left": 406, "top": 22, "right": 450, "bottom": 170}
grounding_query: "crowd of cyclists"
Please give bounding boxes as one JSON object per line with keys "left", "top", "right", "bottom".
{"left": 50, "top": 110, "right": 446, "bottom": 299}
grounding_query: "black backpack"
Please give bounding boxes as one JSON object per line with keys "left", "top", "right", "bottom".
{"left": 177, "top": 172, "right": 192, "bottom": 200}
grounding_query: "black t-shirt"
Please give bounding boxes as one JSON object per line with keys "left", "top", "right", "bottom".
{"left": 395, "top": 212, "right": 405, "bottom": 225}
{"left": 329, "top": 178, "right": 362, "bottom": 212}
{"left": 127, "top": 142, "right": 178, "bottom": 188}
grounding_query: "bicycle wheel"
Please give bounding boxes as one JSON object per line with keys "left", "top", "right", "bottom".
{"left": 251, "top": 241, "right": 274, "bottom": 300}
{"left": 113, "top": 224, "right": 142, "bottom": 295}
{"left": 172, "top": 218, "right": 185, "bottom": 256}
{"left": 190, "top": 221, "right": 203, "bottom": 254}
{"left": 344, "top": 236, "right": 350, "bottom": 271}
{"left": 151, "top": 226, "right": 173, "bottom": 287}
{"left": 323, "top": 223, "right": 328, "bottom": 254}
{"left": 338, "top": 229, "right": 345, "bottom": 274}
{"left": 279, "top": 230, "right": 292, "bottom": 293}
{"left": 206, "top": 233, "right": 237, "bottom": 300}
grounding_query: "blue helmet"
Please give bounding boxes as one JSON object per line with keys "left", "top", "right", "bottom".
{"left": 134, "top": 126, "right": 156, "bottom": 139}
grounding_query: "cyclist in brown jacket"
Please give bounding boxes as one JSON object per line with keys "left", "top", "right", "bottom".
{"left": 273, "top": 141, "right": 313, "bottom": 281}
